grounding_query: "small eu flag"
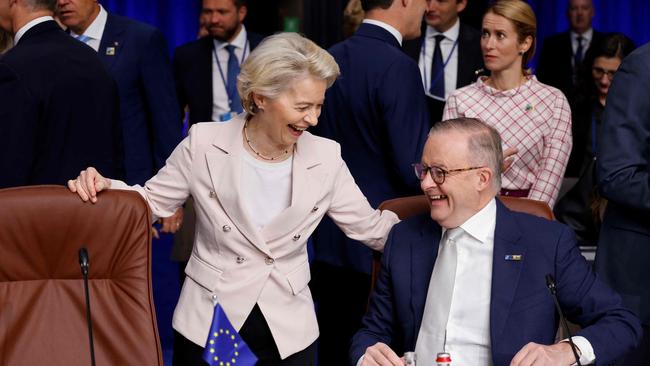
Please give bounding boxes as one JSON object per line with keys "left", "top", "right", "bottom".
{"left": 203, "top": 303, "right": 258, "bottom": 366}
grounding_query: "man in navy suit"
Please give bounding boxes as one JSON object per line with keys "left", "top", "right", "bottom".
{"left": 173, "top": 0, "right": 263, "bottom": 126}
{"left": 596, "top": 43, "right": 650, "bottom": 365}
{"left": 0, "top": 0, "right": 122, "bottom": 188}
{"left": 537, "top": 0, "right": 603, "bottom": 103}
{"left": 57, "top": 0, "right": 181, "bottom": 186}
{"left": 311, "top": 0, "right": 430, "bottom": 363}
{"left": 352, "top": 118, "right": 641, "bottom": 366}
{"left": 402, "top": 0, "right": 483, "bottom": 122}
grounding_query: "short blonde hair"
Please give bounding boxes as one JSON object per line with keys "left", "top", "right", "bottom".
{"left": 237, "top": 32, "right": 340, "bottom": 115}
{"left": 486, "top": 0, "right": 537, "bottom": 69}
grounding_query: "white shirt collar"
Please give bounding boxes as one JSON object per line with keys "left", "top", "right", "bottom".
{"left": 443, "top": 198, "right": 497, "bottom": 244}
{"left": 70, "top": 4, "right": 107, "bottom": 42}
{"left": 213, "top": 24, "right": 248, "bottom": 51}
{"left": 14, "top": 16, "right": 54, "bottom": 45}
{"left": 571, "top": 27, "right": 593, "bottom": 43}
{"left": 426, "top": 17, "right": 460, "bottom": 43}
{"left": 362, "top": 19, "right": 403, "bottom": 46}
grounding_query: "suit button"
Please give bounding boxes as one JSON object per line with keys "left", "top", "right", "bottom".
{"left": 222, "top": 225, "right": 231, "bottom": 232}
{"left": 236, "top": 256, "right": 245, "bottom": 264}
{"left": 293, "top": 234, "right": 301, "bottom": 241}
{"left": 265, "top": 257, "right": 274, "bottom": 265}
{"left": 209, "top": 191, "right": 216, "bottom": 198}
{"left": 311, "top": 206, "right": 318, "bottom": 212}
{"left": 211, "top": 294, "right": 218, "bottom": 300}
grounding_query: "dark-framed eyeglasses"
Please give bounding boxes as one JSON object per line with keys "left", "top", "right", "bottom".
{"left": 412, "top": 163, "right": 485, "bottom": 185}
{"left": 592, "top": 66, "right": 617, "bottom": 80}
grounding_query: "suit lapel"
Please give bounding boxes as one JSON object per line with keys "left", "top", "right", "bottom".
{"left": 198, "top": 38, "right": 214, "bottom": 120}
{"left": 261, "top": 133, "right": 324, "bottom": 242}
{"left": 489, "top": 201, "right": 527, "bottom": 352}
{"left": 410, "top": 218, "right": 442, "bottom": 342}
{"left": 456, "top": 24, "right": 470, "bottom": 88}
{"left": 206, "top": 116, "right": 270, "bottom": 256}
{"left": 98, "top": 13, "right": 125, "bottom": 70}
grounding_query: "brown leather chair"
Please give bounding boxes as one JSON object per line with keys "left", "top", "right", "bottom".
{"left": 0, "top": 185, "right": 162, "bottom": 366}
{"left": 372, "top": 195, "right": 553, "bottom": 294}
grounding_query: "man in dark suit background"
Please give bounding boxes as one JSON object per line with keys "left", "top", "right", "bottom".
{"left": 173, "top": 0, "right": 263, "bottom": 126}
{"left": 403, "top": 0, "right": 483, "bottom": 122}
{"left": 0, "top": 0, "right": 122, "bottom": 189}
{"left": 596, "top": 42, "right": 650, "bottom": 366}
{"left": 352, "top": 117, "right": 641, "bottom": 366}
{"left": 57, "top": 0, "right": 181, "bottom": 187}
{"left": 536, "top": 0, "right": 603, "bottom": 102}
{"left": 310, "top": 0, "right": 430, "bottom": 364}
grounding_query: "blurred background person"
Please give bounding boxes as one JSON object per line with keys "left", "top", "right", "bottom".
{"left": 0, "top": 0, "right": 123, "bottom": 189}
{"left": 68, "top": 33, "right": 400, "bottom": 366}
{"left": 403, "top": 0, "right": 483, "bottom": 122}
{"left": 555, "top": 33, "right": 636, "bottom": 246}
{"left": 342, "top": 0, "right": 364, "bottom": 39}
{"left": 537, "top": 0, "right": 603, "bottom": 105}
{"left": 444, "top": 0, "right": 572, "bottom": 208}
{"left": 310, "top": 0, "right": 430, "bottom": 363}
{"left": 595, "top": 41, "right": 650, "bottom": 366}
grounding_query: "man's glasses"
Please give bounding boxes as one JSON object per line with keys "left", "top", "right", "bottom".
{"left": 412, "top": 163, "right": 485, "bottom": 185}
{"left": 592, "top": 66, "right": 617, "bottom": 81}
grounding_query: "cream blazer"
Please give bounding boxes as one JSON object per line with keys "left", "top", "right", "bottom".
{"left": 111, "top": 115, "right": 399, "bottom": 358}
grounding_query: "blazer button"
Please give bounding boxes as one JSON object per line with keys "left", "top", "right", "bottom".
{"left": 236, "top": 256, "right": 245, "bottom": 264}
{"left": 209, "top": 191, "right": 216, "bottom": 198}
{"left": 265, "top": 257, "right": 275, "bottom": 265}
{"left": 311, "top": 206, "right": 318, "bottom": 212}
{"left": 293, "top": 234, "right": 301, "bottom": 241}
{"left": 211, "top": 294, "right": 218, "bottom": 300}
{"left": 222, "top": 225, "right": 231, "bottom": 232}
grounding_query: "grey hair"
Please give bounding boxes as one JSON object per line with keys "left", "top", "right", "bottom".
{"left": 237, "top": 32, "right": 340, "bottom": 115}
{"left": 429, "top": 117, "right": 503, "bottom": 189}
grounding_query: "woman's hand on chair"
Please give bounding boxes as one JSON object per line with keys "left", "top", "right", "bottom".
{"left": 67, "top": 167, "right": 111, "bottom": 203}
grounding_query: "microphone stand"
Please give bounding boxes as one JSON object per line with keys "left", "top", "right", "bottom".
{"left": 79, "top": 248, "right": 96, "bottom": 366}
{"left": 545, "top": 274, "right": 582, "bottom": 366}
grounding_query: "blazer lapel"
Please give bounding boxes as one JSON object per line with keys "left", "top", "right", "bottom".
{"left": 198, "top": 38, "right": 214, "bottom": 119}
{"left": 98, "top": 13, "right": 125, "bottom": 70}
{"left": 411, "top": 219, "right": 442, "bottom": 343}
{"left": 206, "top": 116, "right": 270, "bottom": 256}
{"left": 489, "top": 201, "right": 527, "bottom": 351}
{"left": 261, "top": 133, "right": 324, "bottom": 242}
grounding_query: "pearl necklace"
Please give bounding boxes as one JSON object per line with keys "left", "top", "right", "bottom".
{"left": 243, "top": 122, "right": 291, "bottom": 161}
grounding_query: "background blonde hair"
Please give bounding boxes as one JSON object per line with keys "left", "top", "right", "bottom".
{"left": 486, "top": 0, "right": 537, "bottom": 70}
{"left": 237, "top": 32, "right": 340, "bottom": 115}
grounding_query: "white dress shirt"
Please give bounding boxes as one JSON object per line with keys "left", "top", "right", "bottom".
{"left": 362, "top": 19, "right": 403, "bottom": 46}
{"left": 69, "top": 5, "right": 108, "bottom": 52}
{"left": 210, "top": 26, "right": 250, "bottom": 122}
{"left": 570, "top": 28, "right": 593, "bottom": 67}
{"left": 14, "top": 16, "right": 54, "bottom": 45}
{"left": 418, "top": 19, "right": 460, "bottom": 101}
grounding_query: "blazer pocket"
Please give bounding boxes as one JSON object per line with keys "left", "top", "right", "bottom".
{"left": 185, "top": 254, "right": 223, "bottom": 292}
{"left": 286, "top": 261, "right": 311, "bottom": 296}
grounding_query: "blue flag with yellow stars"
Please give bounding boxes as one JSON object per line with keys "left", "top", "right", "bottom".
{"left": 203, "top": 303, "right": 258, "bottom": 366}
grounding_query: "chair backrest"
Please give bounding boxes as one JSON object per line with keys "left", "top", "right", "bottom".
{"left": 0, "top": 185, "right": 162, "bottom": 366}
{"left": 371, "top": 195, "right": 553, "bottom": 294}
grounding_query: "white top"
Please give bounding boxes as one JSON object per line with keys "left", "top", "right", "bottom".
{"left": 362, "top": 19, "right": 403, "bottom": 46}
{"left": 418, "top": 19, "right": 460, "bottom": 101}
{"left": 241, "top": 152, "right": 293, "bottom": 230}
{"left": 14, "top": 16, "right": 53, "bottom": 45}
{"left": 211, "top": 25, "right": 250, "bottom": 122}
{"left": 570, "top": 27, "right": 593, "bottom": 67}
{"left": 70, "top": 4, "right": 108, "bottom": 52}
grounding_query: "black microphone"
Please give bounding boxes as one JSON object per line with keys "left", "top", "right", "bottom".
{"left": 545, "top": 274, "right": 582, "bottom": 366}
{"left": 79, "top": 248, "right": 96, "bottom": 366}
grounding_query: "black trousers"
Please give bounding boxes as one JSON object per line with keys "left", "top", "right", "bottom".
{"left": 172, "top": 304, "right": 316, "bottom": 366}
{"left": 310, "top": 261, "right": 372, "bottom": 366}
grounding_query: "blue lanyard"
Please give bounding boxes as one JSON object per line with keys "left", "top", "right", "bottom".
{"left": 213, "top": 39, "right": 249, "bottom": 95}
{"left": 421, "top": 36, "right": 459, "bottom": 91}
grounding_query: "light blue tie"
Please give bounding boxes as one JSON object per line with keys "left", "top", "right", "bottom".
{"left": 225, "top": 44, "right": 243, "bottom": 113}
{"left": 75, "top": 34, "right": 92, "bottom": 44}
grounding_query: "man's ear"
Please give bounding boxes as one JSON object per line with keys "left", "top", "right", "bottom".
{"left": 476, "top": 167, "right": 493, "bottom": 192}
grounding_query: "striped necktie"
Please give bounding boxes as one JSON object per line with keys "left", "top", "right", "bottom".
{"left": 74, "top": 34, "right": 92, "bottom": 44}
